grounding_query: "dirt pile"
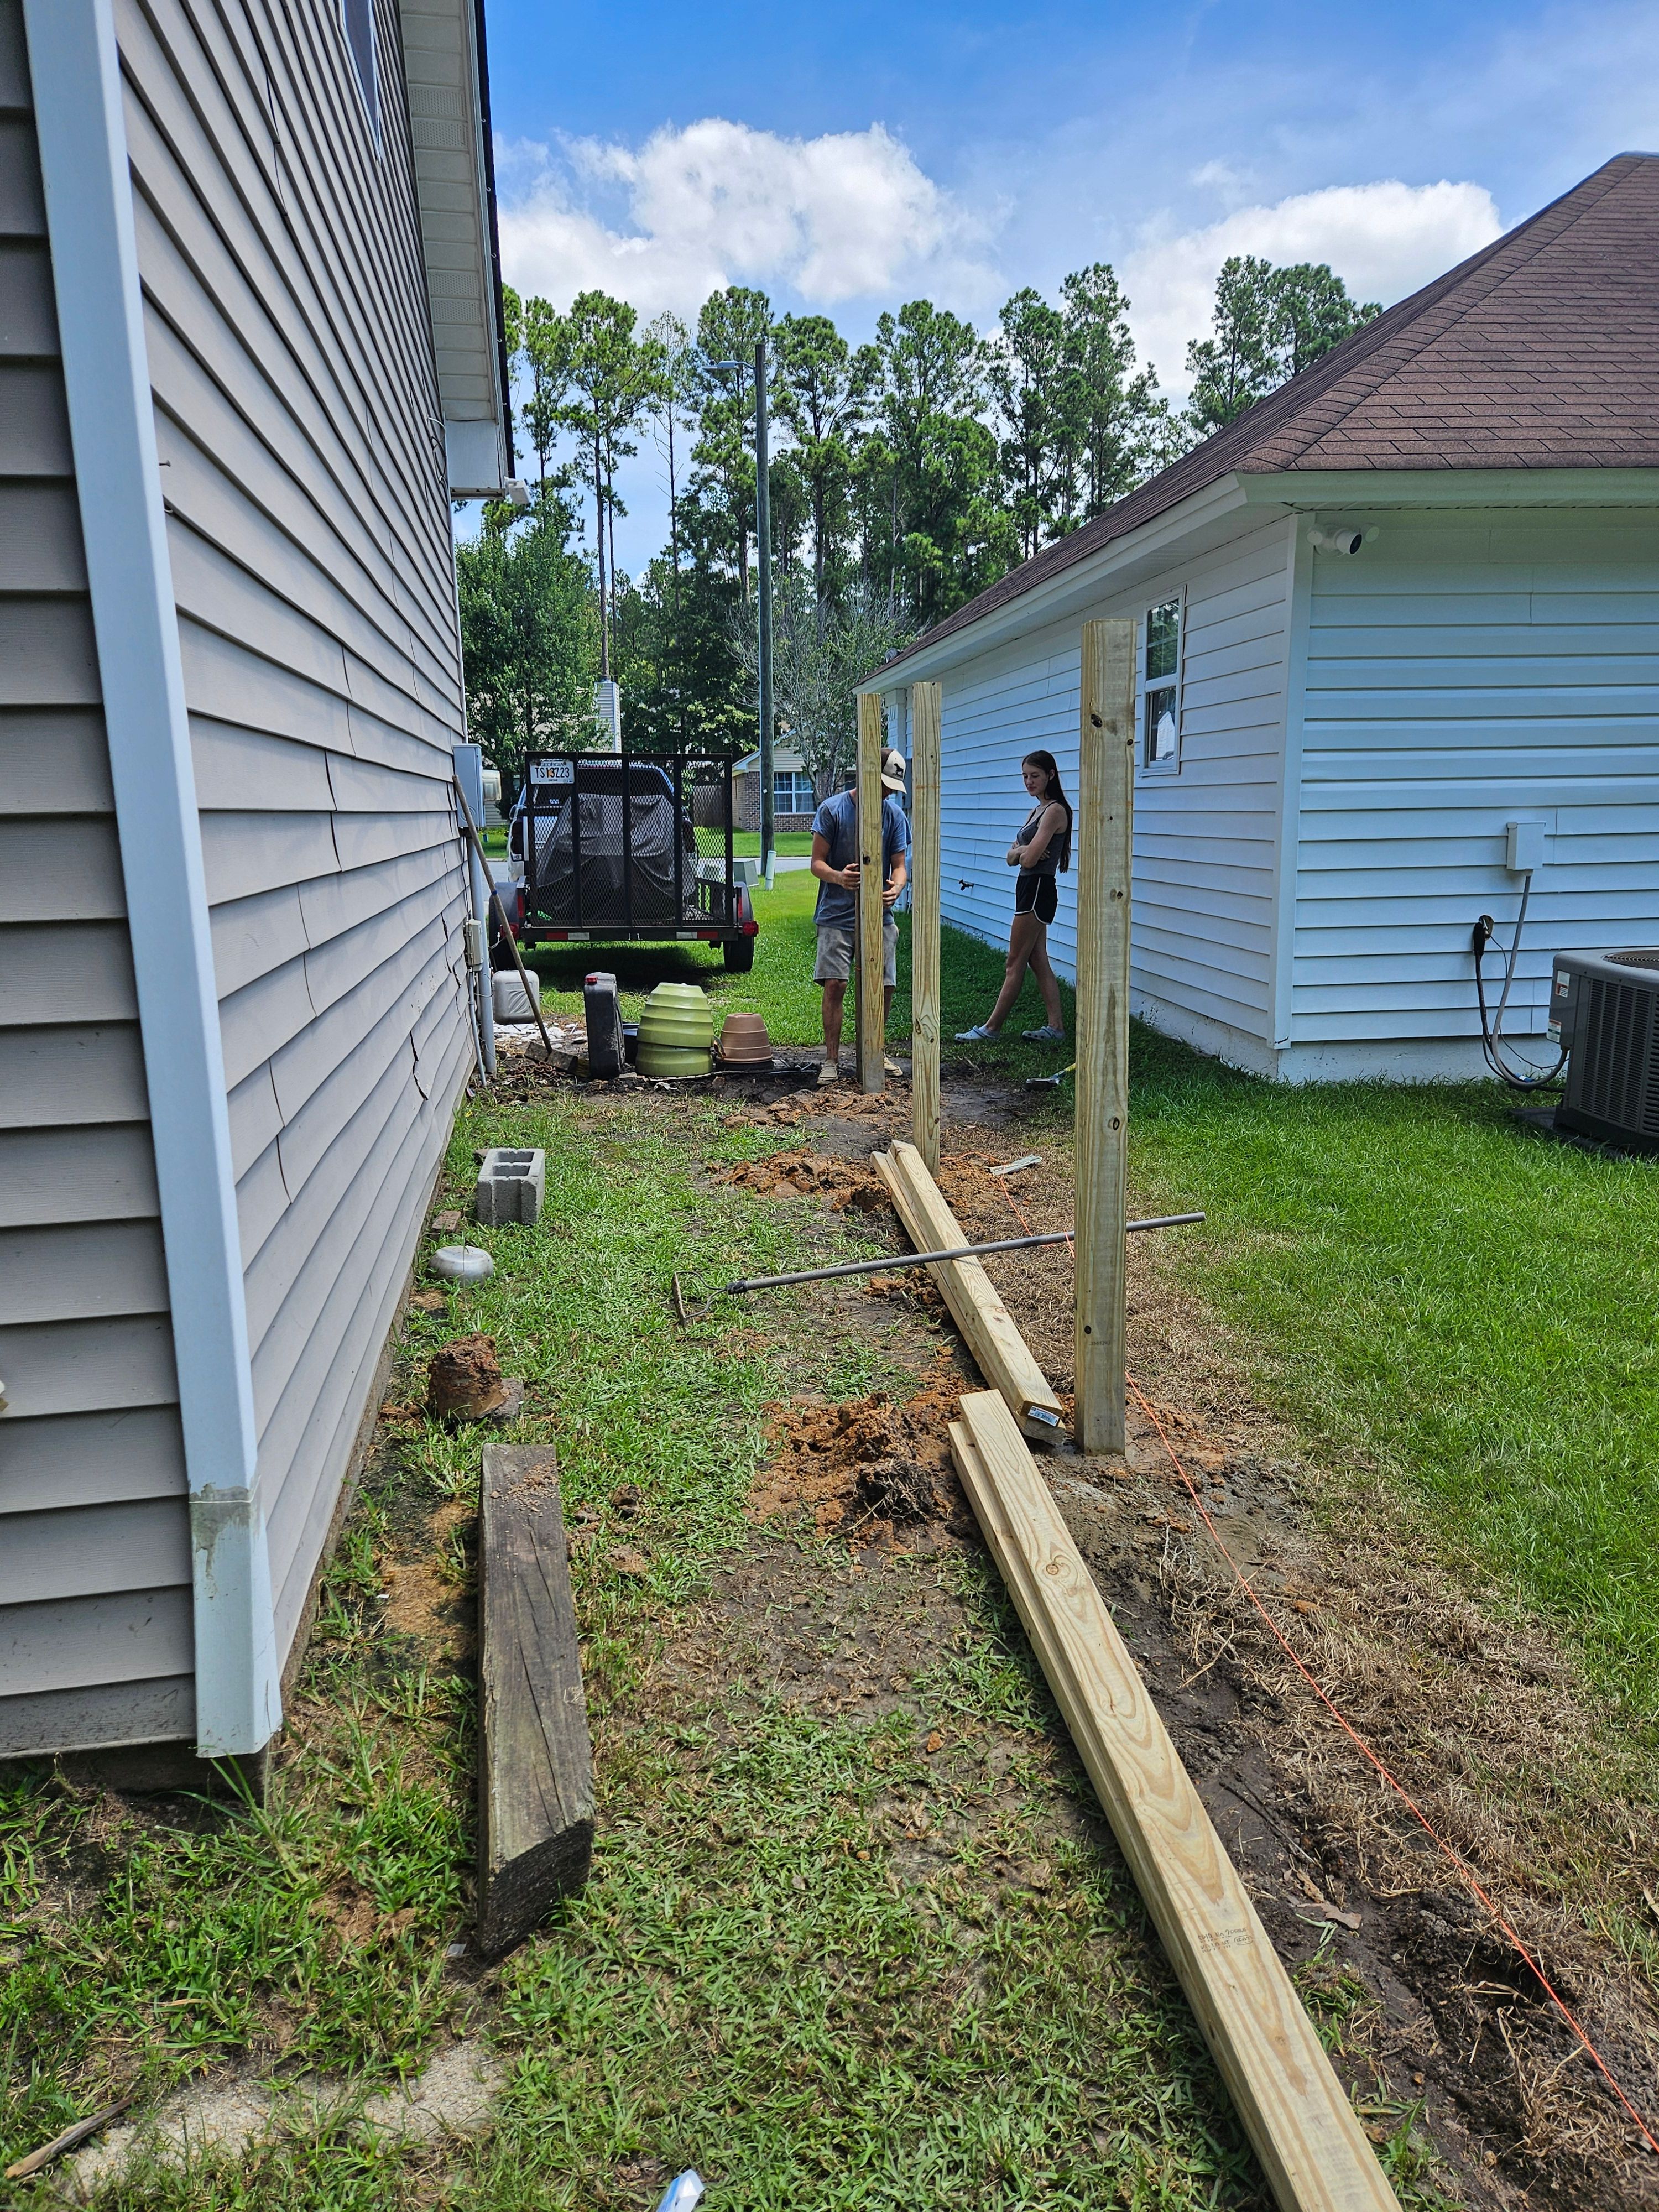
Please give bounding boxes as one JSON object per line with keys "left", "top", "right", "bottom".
{"left": 750, "top": 1383, "right": 967, "bottom": 1542}
{"left": 722, "top": 1148, "right": 891, "bottom": 1213}
{"left": 426, "top": 1333, "right": 508, "bottom": 1420}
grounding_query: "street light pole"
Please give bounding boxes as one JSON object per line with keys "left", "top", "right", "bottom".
{"left": 754, "top": 337, "right": 775, "bottom": 890}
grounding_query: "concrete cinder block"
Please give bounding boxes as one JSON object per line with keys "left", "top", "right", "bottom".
{"left": 474, "top": 1147, "right": 545, "bottom": 1227}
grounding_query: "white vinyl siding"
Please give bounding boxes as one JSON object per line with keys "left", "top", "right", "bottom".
{"left": 117, "top": 0, "right": 473, "bottom": 1667}
{"left": 0, "top": 0, "right": 194, "bottom": 1757}
{"left": 933, "top": 518, "right": 1293, "bottom": 1055}
{"left": 1293, "top": 509, "right": 1659, "bottom": 1046}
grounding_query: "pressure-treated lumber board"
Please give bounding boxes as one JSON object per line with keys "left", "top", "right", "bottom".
{"left": 909, "top": 680, "right": 942, "bottom": 1172}
{"left": 873, "top": 1140, "right": 1065, "bottom": 1436}
{"left": 950, "top": 1391, "right": 1397, "bottom": 2212}
{"left": 477, "top": 1442, "right": 594, "bottom": 1958}
{"left": 855, "top": 691, "right": 886, "bottom": 1093}
{"left": 1074, "top": 618, "right": 1136, "bottom": 1453}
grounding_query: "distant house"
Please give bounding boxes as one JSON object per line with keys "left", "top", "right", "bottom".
{"left": 863, "top": 155, "right": 1659, "bottom": 1081}
{"left": 733, "top": 743, "right": 821, "bottom": 833}
{"left": 1, "top": 0, "right": 508, "bottom": 1775}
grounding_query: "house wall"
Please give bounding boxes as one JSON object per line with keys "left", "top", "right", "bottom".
{"left": 0, "top": 0, "right": 196, "bottom": 1757}
{"left": 113, "top": 0, "right": 476, "bottom": 1666}
{"left": 1287, "top": 507, "right": 1659, "bottom": 1071}
{"left": 935, "top": 518, "right": 1295, "bottom": 1065}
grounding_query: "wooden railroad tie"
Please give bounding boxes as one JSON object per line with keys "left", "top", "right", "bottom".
{"left": 477, "top": 1441, "right": 594, "bottom": 1958}
{"left": 950, "top": 1390, "right": 1399, "bottom": 2212}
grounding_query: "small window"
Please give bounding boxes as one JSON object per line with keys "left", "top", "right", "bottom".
{"left": 341, "top": 0, "right": 379, "bottom": 144}
{"left": 774, "top": 771, "right": 815, "bottom": 813}
{"left": 1141, "top": 595, "right": 1182, "bottom": 773}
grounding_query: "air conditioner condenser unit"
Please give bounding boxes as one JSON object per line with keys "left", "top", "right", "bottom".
{"left": 1550, "top": 948, "right": 1659, "bottom": 1152}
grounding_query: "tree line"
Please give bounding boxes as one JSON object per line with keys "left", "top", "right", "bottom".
{"left": 456, "top": 255, "right": 1378, "bottom": 798}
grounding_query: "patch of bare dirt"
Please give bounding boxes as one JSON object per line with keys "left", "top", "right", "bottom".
{"left": 750, "top": 1378, "right": 971, "bottom": 1546}
{"left": 721, "top": 1147, "right": 893, "bottom": 1212}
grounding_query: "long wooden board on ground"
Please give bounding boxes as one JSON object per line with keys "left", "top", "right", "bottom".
{"left": 478, "top": 1442, "right": 594, "bottom": 1958}
{"left": 873, "top": 1140, "right": 1066, "bottom": 1437}
{"left": 949, "top": 1390, "right": 1398, "bottom": 2212}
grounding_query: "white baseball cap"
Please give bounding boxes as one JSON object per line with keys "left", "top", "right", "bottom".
{"left": 880, "top": 747, "right": 907, "bottom": 794}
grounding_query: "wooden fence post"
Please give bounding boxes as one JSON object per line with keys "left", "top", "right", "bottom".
{"left": 910, "top": 681, "right": 942, "bottom": 1169}
{"left": 856, "top": 691, "right": 886, "bottom": 1094}
{"left": 1074, "top": 619, "right": 1136, "bottom": 1454}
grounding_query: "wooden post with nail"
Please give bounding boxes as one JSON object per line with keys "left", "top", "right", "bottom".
{"left": 856, "top": 690, "right": 886, "bottom": 1094}
{"left": 910, "top": 680, "right": 942, "bottom": 1168}
{"left": 1074, "top": 619, "right": 1136, "bottom": 1453}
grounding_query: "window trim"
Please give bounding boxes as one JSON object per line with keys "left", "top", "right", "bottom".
{"left": 1139, "top": 587, "right": 1185, "bottom": 778}
{"left": 340, "top": 0, "right": 382, "bottom": 152}
{"left": 773, "top": 770, "right": 815, "bottom": 814}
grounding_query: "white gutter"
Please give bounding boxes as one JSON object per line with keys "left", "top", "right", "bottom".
{"left": 857, "top": 474, "right": 1254, "bottom": 692}
{"left": 26, "top": 0, "right": 280, "bottom": 1757}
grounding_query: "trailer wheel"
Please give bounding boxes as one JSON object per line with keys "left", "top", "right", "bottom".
{"left": 723, "top": 936, "right": 756, "bottom": 973}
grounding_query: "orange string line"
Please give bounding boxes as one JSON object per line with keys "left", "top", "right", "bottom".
{"left": 982, "top": 1163, "right": 1659, "bottom": 2157}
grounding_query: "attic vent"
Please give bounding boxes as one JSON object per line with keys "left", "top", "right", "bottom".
{"left": 341, "top": 0, "right": 379, "bottom": 147}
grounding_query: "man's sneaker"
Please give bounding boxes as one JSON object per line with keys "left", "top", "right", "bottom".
{"left": 1021, "top": 1025, "right": 1067, "bottom": 1043}
{"left": 954, "top": 1024, "right": 1000, "bottom": 1042}
{"left": 817, "top": 1061, "right": 841, "bottom": 1085}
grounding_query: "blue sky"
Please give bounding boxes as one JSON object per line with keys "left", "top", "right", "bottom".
{"left": 477, "top": 0, "right": 1658, "bottom": 569}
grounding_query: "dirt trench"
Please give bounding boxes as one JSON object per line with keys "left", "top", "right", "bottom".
{"left": 723, "top": 1067, "right": 1659, "bottom": 2211}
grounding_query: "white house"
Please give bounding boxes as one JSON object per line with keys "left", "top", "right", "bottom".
{"left": 863, "top": 154, "right": 1659, "bottom": 1081}
{"left": 1, "top": 0, "right": 507, "bottom": 1780}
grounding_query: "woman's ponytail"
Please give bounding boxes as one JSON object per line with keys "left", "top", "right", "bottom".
{"left": 1021, "top": 751, "right": 1073, "bottom": 871}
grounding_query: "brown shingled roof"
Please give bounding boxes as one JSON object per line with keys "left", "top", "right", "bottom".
{"left": 877, "top": 153, "right": 1659, "bottom": 677}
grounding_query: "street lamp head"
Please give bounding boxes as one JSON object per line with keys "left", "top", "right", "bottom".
{"left": 709, "top": 358, "right": 740, "bottom": 374}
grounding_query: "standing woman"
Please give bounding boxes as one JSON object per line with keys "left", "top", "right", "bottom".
{"left": 955, "top": 751, "right": 1071, "bottom": 1043}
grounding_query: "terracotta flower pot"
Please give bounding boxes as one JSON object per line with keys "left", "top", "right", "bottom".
{"left": 718, "top": 1011, "right": 773, "bottom": 1065}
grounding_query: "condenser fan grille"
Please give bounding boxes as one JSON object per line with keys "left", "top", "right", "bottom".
{"left": 1572, "top": 977, "right": 1659, "bottom": 1135}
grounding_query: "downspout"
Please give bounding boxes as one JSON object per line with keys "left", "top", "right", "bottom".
{"left": 25, "top": 0, "right": 280, "bottom": 1756}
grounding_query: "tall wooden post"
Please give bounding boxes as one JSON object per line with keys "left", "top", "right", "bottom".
{"left": 1074, "top": 620, "right": 1136, "bottom": 1454}
{"left": 856, "top": 691, "right": 886, "bottom": 1094}
{"left": 910, "top": 681, "right": 942, "bottom": 1171}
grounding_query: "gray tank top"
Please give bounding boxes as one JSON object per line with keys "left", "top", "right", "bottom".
{"left": 1018, "top": 804, "right": 1063, "bottom": 877}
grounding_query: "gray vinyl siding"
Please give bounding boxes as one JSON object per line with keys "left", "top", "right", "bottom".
{"left": 0, "top": 0, "right": 194, "bottom": 1756}
{"left": 116, "top": 0, "right": 473, "bottom": 1658}
{"left": 1293, "top": 508, "right": 1659, "bottom": 1044}
{"left": 932, "top": 519, "right": 1293, "bottom": 1050}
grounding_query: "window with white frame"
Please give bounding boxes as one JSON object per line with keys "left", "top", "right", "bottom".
{"left": 774, "top": 770, "right": 816, "bottom": 813}
{"left": 341, "top": 0, "right": 380, "bottom": 145}
{"left": 1141, "top": 594, "right": 1182, "bottom": 771}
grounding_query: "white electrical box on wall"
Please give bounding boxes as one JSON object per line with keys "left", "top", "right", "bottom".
{"left": 1505, "top": 818, "right": 1547, "bottom": 873}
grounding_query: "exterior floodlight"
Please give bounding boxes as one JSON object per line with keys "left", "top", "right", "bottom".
{"left": 503, "top": 479, "right": 531, "bottom": 510}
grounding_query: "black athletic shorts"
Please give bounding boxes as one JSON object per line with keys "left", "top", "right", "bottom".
{"left": 1014, "top": 872, "right": 1057, "bottom": 924}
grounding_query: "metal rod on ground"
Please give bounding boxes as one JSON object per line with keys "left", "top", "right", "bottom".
{"left": 723, "top": 1214, "right": 1203, "bottom": 1295}
{"left": 911, "top": 679, "right": 942, "bottom": 1171}
{"left": 452, "top": 775, "right": 558, "bottom": 1062}
{"left": 1074, "top": 618, "right": 1136, "bottom": 1454}
{"left": 855, "top": 691, "right": 886, "bottom": 1093}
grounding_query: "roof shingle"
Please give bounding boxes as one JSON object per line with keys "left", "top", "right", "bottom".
{"left": 878, "top": 154, "right": 1659, "bottom": 676}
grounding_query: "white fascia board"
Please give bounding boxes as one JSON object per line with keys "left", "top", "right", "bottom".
{"left": 1239, "top": 466, "right": 1659, "bottom": 510}
{"left": 857, "top": 474, "right": 1261, "bottom": 692}
{"left": 26, "top": 0, "right": 280, "bottom": 1757}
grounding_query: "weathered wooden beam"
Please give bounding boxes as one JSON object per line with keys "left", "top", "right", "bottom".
{"left": 1074, "top": 618, "right": 1136, "bottom": 1453}
{"left": 950, "top": 1391, "right": 1397, "bottom": 2212}
{"left": 477, "top": 1442, "right": 594, "bottom": 1958}
{"left": 910, "top": 681, "right": 942, "bottom": 1172}
{"left": 873, "top": 1140, "right": 1065, "bottom": 1436}
{"left": 855, "top": 690, "right": 886, "bottom": 1094}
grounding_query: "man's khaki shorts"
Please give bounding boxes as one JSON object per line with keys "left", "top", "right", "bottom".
{"left": 815, "top": 916, "right": 898, "bottom": 987}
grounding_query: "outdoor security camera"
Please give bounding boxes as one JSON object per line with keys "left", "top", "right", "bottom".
{"left": 1308, "top": 525, "right": 1364, "bottom": 555}
{"left": 503, "top": 479, "right": 532, "bottom": 510}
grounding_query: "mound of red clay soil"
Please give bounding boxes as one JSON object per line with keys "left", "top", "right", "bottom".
{"left": 722, "top": 1149, "right": 891, "bottom": 1212}
{"left": 751, "top": 1382, "right": 968, "bottom": 1543}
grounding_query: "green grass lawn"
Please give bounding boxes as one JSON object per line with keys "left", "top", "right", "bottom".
{"left": 530, "top": 886, "right": 1659, "bottom": 1719}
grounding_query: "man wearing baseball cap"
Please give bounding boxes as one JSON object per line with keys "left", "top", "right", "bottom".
{"left": 808, "top": 747, "right": 910, "bottom": 1084}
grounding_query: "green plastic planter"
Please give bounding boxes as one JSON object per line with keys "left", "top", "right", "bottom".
{"left": 636, "top": 982, "right": 714, "bottom": 1078}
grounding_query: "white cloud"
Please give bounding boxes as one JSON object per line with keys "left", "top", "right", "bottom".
{"left": 497, "top": 118, "right": 996, "bottom": 317}
{"left": 1122, "top": 178, "right": 1504, "bottom": 392}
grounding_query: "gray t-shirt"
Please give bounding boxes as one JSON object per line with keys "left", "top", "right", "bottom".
{"left": 812, "top": 787, "right": 911, "bottom": 927}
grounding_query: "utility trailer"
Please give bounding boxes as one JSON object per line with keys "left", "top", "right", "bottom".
{"left": 492, "top": 749, "right": 759, "bottom": 972}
